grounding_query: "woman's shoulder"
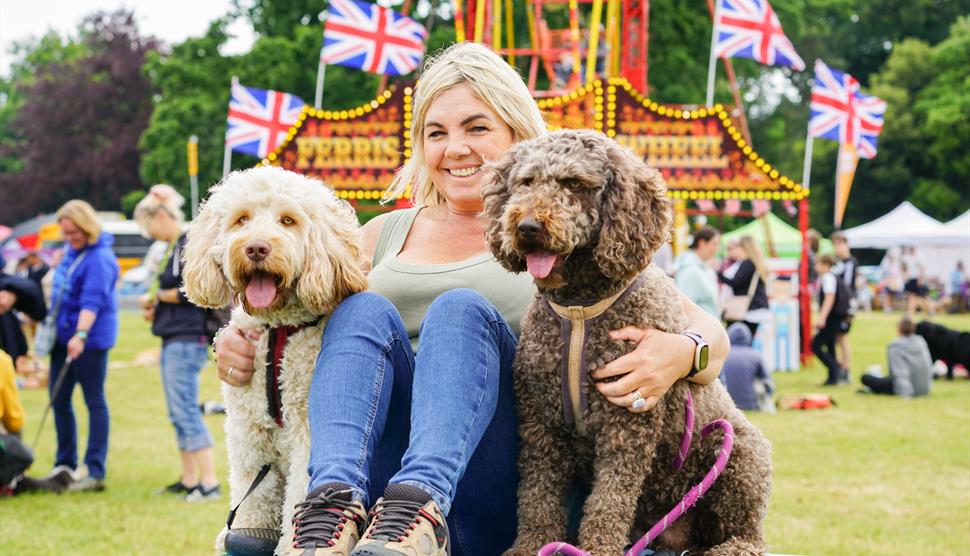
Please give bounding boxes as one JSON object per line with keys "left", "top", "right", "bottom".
{"left": 362, "top": 208, "right": 420, "bottom": 263}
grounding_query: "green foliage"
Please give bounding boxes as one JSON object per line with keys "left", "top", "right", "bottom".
{"left": 0, "top": 11, "right": 157, "bottom": 224}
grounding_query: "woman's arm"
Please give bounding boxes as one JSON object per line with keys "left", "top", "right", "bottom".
{"left": 592, "top": 291, "right": 730, "bottom": 413}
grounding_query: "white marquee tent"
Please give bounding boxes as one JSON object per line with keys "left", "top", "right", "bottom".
{"left": 843, "top": 203, "right": 970, "bottom": 283}
{"left": 842, "top": 201, "right": 948, "bottom": 248}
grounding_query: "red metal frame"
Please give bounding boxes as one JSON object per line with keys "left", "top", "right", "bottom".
{"left": 621, "top": 0, "right": 649, "bottom": 94}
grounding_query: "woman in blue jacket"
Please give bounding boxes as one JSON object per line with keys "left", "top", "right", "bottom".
{"left": 48, "top": 200, "right": 119, "bottom": 492}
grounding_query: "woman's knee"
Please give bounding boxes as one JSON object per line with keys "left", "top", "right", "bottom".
{"left": 425, "top": 288, "right": 494, "bottom": 322}
{"left": 327, "top": 292, "right": 404, "bottom": 338}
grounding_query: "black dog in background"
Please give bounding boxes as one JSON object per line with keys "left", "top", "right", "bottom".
{"left": 916, "top": 321, "right": 970, "bottom": 380}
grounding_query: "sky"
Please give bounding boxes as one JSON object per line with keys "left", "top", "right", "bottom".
{"left": 0, "top": 0, "right": 255, "bottom": 77}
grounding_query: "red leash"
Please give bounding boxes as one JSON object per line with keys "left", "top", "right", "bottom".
{"left": 536, "top": 389, "right": 735, "bottom": 556}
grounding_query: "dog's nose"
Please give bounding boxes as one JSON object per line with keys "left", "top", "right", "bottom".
{"left": 245, "top": 241, "right": 272, "bottom": 262}
{"left": 517, "top": 218, "right": 542, "bottom": 239}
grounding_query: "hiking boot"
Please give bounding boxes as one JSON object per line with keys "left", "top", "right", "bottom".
{"left": 287, "top": 482, "right": 367, "bottom": 555}
{"left": 185, "top": 483, "right": 221, "bottom": 502}
{"left": 67, "top": 476, "right": 105, "bottom": 492}
{"left": 157, "top": 479, "right": 196, "bottom": 495}
{"left": 351, "top": 483, "right": 449, "bottom": 556}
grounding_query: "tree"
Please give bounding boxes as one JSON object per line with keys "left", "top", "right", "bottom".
{"left": 140, "top": 1, "right": 455, "bottom": 210}
{"left": 0, "top": 10, "right": 158, "bottom": 224}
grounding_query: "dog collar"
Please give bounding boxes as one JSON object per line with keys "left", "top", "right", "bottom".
{"left": 539, "top": 272, "right": 646, "bottom": 436}
{"left": 265, "top": 317, "right": 322, "bottom": 428}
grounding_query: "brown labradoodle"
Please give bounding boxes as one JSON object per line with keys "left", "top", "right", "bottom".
{"left": 483, "top": 130, "right": 771, "bottom": 556}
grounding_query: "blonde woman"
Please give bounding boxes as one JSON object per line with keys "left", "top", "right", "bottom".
{"left": 215, "top": 42, "right": 730, "bottom": 556}
{"left": 719, "top": 235, "right": 772, "bottom": 336}
{"left": 48, "top": 200, "right": 119, "bottom": 492}
{"left": 134, "top": 185, "right": 220, "bottom": 501}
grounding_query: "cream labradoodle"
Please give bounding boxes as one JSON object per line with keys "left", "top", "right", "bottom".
{"left": 182, "top": 166, "right": 367, "bottom": 555}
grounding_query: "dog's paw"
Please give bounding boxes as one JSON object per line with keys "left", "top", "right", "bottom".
{"left": 214, "top": 527, "right": 229, "bottom": 552}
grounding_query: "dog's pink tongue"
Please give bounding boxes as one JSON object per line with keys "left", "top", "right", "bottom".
{"left": 245, "top": 273, "right": 277, "bottom": 308}
{"left": 526, "top": 252, "right": 558, "bottom": 279}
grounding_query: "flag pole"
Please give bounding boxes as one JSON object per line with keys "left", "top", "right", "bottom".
{"left": 315, "top": 11, "right": 329, "bottom": 109}
{"left": 315, "top": 62, "right": 327, "bottom": 109}
{"left": 705, "top": 0, "right": 721, "bottom": 106}
{"left": 187, "top": 135, "right": 199, "bottom": 218}
{"left": 223, "top": 75, "right": 238, "bottom": 178}
{"left": 801, "top": 131, "right": 814, "bottom": 191}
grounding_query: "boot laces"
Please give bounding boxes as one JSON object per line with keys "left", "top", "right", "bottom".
{"left": 366, "top": 499, "right": 437, "bottom": 541}
{"left": 292, "top": 488, "right": 360, "bottom": 547}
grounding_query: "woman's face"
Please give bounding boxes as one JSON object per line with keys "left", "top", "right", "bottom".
{"left": 696, "top": 234, "right": 720, "bottom": 261}
{"left": 59, "top": 218, "right": 87, "bottom": 250}
{"left": 146, "top": 209, "right": 176, "bottom": 240}
{"left": 422, "top": 84, "right": 514, "bottom": 212}
{"left": 727, "top": 242, "right": 744, "bottom": 260}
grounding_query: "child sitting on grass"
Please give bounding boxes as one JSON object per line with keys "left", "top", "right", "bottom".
{"left": 860, "top": 317, "right": 932, "bottom": 397}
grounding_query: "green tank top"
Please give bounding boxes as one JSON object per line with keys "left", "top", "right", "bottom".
{"left": 368, "top": 208, "right": 536, "bottom": 350}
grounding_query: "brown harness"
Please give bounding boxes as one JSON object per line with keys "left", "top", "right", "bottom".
{"left": 264, "top": 319, "right": 320, "bottom": 428}
{"left": 539, "top": 272, "right": 645, "bottom": 436}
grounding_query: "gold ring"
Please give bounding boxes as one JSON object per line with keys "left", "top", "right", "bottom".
{"left": 228, "top": 366, "right": 236, "bottom": 380}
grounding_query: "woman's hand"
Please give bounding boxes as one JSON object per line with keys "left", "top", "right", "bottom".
{"left": 215, "top": 323, "right": 260, "bottom": 387}
{"left": 592, "top": 327, "right": 695, "bottom": 413}
{"left": 67, "top": 334, "right": 86, "bottom": 360}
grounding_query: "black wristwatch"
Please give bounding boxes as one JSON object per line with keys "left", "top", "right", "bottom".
{"left": 680, "top": 332, "right": 709, "bottom": 379}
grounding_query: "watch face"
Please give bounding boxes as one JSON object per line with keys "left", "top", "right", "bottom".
{"left": 698, "top": 344, "right": 710, "bottom": 370}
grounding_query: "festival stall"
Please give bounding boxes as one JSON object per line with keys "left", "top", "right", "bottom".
{"left": 261, "top": 77, "right": 813, "bottom": 365}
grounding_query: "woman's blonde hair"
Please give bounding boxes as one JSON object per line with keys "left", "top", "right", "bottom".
{"left": 133, "top": 184, "right": 185, "bottom": 235}
{"left": 56, "top": 199, "right": 102, "bottom": 245}
{"left": 739, "top": 235, "right": 771, "bottom": 282}
{"left": 383, "top": 42, "right": 547, "bottom": 206}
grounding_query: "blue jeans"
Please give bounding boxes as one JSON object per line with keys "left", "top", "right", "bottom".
{"left": 307, "top": 290, "right": 519, "bottom": 556}
{"left": 50, "top": 343, "right": 110, "bottom": 479}
{"left": 160, "top": 339, "right": 213, "bottom": 452}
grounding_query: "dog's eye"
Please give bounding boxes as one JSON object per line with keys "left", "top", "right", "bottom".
{"left": 237, "top": 215, "right": 249, "bottom": 225}
{"left": 281, "top": 216, "right": 295, "bottom": 226}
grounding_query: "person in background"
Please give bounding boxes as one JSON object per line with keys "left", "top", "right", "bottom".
{"left": 46, "top": 200, "right": 120, "bottom": 492}
{"left": 721, "top": 323, "right": 774, "bottom": 412}
{"left": 0, "top": 350, "right": 24, "bottom": 437}
{"left": 813, "top": 254, "right": 851, "bottom": 386}
{"left": 949, "top": 261, "right": 967, "bottom": 313}
{"left": 901, "top": 246, "right": 934, "bottom": 316}
{"left": 831, "top": 232, "right": 858, "bottom": 376}
{"left": 674, "top": 226, "right": 721, "bottom": 317}
{"left": 718, "top": 235, "right": 771, "bottom": 337}
{"left": 877, "top": 252, "right": 902, "bottom": 312}
{"left": 16, "top": 251, "right": 50, "bottom": 290}
{"left": 0, "top": 253, "right": 47, "bottom": 364}
{"left": 860, "top": 317, "right": 932, "bottom": 397}
{"left": 134, "top": 185, "right": 220, "bottom": 502}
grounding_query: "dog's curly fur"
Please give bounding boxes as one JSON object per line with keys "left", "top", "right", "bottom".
{"left": 483, "top": 130, "right": 771, "bottom": 556}
{"left": 182, "top": 166, "right": 367, "bottom": 555}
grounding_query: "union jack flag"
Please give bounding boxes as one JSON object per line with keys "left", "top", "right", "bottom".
{"left": 713, "top": 0, "right": 805, "bottom": 71}
{"left": 226, "top": 83, "right": 305, "bottom": 158}
{"left": 809, "top": 60, "right": 887, "bottom": 159}
{"left": 322, "top": 0, "right": 428, "bottom": 76}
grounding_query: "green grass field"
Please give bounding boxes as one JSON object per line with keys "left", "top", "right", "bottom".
{"left": 2, "top": 310, "right": 968, "bottom": 555}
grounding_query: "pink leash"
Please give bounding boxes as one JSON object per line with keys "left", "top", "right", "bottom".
{"left": 537, "top": 389, "right": 735, "bottom": 556}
